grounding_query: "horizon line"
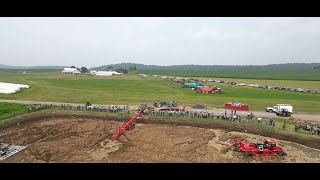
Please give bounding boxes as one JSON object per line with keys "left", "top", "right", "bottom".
{"left": 1, "top": 62, "right": 320, "bottom": 69}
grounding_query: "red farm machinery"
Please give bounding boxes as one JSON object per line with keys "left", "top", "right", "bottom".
{"left": 112, "top": 103, "right": 147, "bottom": 141}
{"left": 224, "top": 102, "right": 249, "bottom": 111}
{"left": 197, "top": 88, "right": 214, "bottom": 93}
{"left": 229, "top": 138, "right": 287, "bottom": 156}
{"left": 197, "top": 87, "right": 224, "bottom": 94}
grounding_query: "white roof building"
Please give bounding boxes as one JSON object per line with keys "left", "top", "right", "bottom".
{"left": 62, "top": 68, "right": 80, "bottom": 74}
{"left": 90, "top": 70, "right": 123, "bottom": 76}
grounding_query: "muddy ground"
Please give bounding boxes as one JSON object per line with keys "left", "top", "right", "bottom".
{"left": 1, "top": 117, "right": 320, "bottom": 163}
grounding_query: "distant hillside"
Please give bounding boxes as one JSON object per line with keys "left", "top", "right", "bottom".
{"left": 91, "top": 63, "right": 320, "bottom": 71}
{"left": 0, "top": 64, "right": 66, "bottom": 69}
{"left": 2, "top": 63, "right": 320, "bottom": 71}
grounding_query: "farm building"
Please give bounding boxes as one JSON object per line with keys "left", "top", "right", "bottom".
{"left": 62, "top": 68, "right": 80, "bottom": 74}
{"left": 138, "top": 74, "right": 148, "bottom": 77}
{"left": 90, "top": 70, "right": 123, "bottom": 76}
{"left": 162, "top": 76, "right": 169, "bottom": 80}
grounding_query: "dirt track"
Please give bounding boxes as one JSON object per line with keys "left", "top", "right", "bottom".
{"left": 1, "top": 117, "right": 320, "bottom": 163}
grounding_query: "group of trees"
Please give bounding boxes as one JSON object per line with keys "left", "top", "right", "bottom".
{"left": 115, "top": 68, "right": 128, "bottom": 75}
{"left": 106, "top": 66, "right": 128, "bottom": 74}
{"left": 129, "top": 64, "right": 137, "bottom": 71}
{"left": 313, "top": 65, "right": 320, "bottom": 70}
{"left": 93, "top": 63, "right": 319, "bottom": 71}
{"left": 70, "top": 66, "right": 88, "bottom": 73}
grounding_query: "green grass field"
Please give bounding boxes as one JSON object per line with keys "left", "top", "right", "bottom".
{"left": 0, "top": 102, "right": 28, "bottom": 121}
{"left": 0, "top": 74, "right": 320, "bottom": 114}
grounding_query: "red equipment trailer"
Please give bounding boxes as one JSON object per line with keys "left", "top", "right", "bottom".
{"left": 197, "top": 88, "right": 213, "bottom": 93}
{"left": 224, "top": 102, "right": 249, "bottom": 111}
{"left": 229, "top": 139, "right": 287, "bottom": 156}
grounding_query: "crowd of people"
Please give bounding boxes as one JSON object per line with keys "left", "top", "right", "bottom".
{"left": 143, "top": 107, "right": 277, "bottom": 127}
{"left": 27, "top": 103, "right": 279, "bottom": 128}
{"left": 27, "top": 104, "right": 54, "bottom": 112}
{"left": 27, "top": 103, "right": 130, "bottom": 113}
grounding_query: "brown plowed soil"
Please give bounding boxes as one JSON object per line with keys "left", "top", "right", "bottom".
{"left": 1, "top": 115, "right": 320, "bottom": 163}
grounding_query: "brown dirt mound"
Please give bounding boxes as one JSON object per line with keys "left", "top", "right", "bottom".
{"left": 1, "top": 117, "right": 320, "bottom": 163}
{"left": 0, "top": 113, "right": 320, "bottom": 162}
{"left": 2, "top": 113, "right": 320, "bottom": 150}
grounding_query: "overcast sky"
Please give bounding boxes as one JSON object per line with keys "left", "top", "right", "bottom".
{"left": 0, "top": 17, "right": 320, "bottom": 68}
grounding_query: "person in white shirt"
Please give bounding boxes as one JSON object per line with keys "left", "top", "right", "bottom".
{"left": 258, "top": 117, "right": 262, "bottom": 123}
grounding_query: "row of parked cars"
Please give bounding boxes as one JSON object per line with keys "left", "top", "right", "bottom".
{"left": 147, "top": 74, "right": 319, "bottom": 94}
{"left": 225, "top": 82, "right": 320, "bottom": 94}
{"left": 206, "top": 79, "right": 224, "bottom": 83}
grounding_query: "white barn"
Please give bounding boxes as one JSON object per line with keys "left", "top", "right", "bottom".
{"left": 90, "top": 70, "right": 123, "bottom": 76}
{"left": 62, "top": 68, "right": 80, "bottom": 74}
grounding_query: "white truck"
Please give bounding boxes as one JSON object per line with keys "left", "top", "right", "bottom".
{"left": 266, "top": 104, "right": 293, "bottom": 115}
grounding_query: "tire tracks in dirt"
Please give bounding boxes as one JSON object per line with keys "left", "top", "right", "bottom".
{"left": 1, "top": 113, "right": 320, "bottom": 151}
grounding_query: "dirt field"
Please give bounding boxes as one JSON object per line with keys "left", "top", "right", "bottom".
{"left": 1, "top": 117, "right": 320, "bottom": 163}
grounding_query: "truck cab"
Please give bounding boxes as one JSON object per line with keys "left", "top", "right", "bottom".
{"left": 266, "top": 106, "right": 278, "bottom": 113}
{"left": 267, "top": 104, "right": 293, "bottom": 115}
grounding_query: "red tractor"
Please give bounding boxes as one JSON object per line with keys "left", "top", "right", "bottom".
{"left": 229, "top": 138, "right": 287, "bottom": 156}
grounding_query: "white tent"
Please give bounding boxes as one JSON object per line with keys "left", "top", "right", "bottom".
{"left": 0, "top": 82, "right": 30, "bottom": 94}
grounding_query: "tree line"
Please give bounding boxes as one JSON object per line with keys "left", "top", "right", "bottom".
{"left": 313, "top": 65, "right": 320, "bottom": 69}
{"left": 92, "top": 63, "right": 320, "bottom": 71}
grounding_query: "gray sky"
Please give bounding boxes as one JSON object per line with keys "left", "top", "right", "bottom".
{"left": 0, "top": 17, "right": 320, "bottom": 68}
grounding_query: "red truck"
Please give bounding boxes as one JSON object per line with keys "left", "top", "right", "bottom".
{"left": 224, "top": 102, "right": 249, "bottom": 111}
